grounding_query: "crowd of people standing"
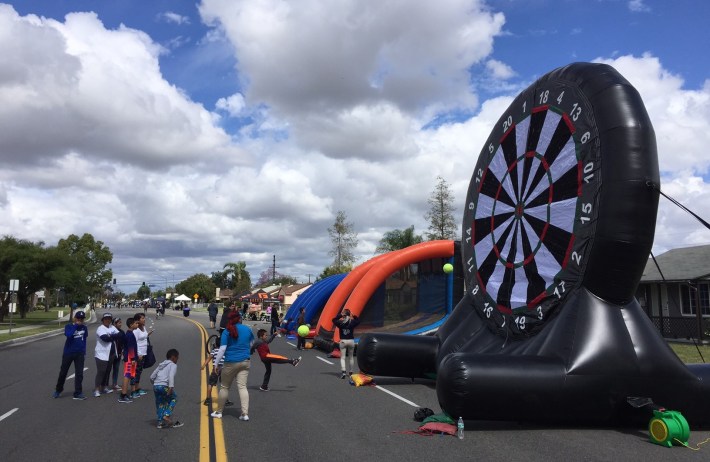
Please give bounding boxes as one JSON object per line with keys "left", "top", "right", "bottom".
{"left": 51, "top": 300, "right": 358, "bottom": 429}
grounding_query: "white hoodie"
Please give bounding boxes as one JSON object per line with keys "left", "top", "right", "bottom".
{"left": 150, "top": 359, "right": 177, "bottom": 387}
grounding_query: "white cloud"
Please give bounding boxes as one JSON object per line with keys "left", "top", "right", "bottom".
{"left": 158, "top": 11, "right": 191, "bottom": 25}
{"left": 215, "top": 93, "right": 246, "bottom": 117}
{"left": 485, "top": 59, "right": 516, "bottom": 80}
{"left": 628, "top": 0, "right": 651, "bottom": 13}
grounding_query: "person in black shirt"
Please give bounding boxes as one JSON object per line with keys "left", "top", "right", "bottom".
{"left": 332, "top": 308, "right": 360, "bottom": 379}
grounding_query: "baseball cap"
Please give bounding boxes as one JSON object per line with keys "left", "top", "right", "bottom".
{"left": 102, "top": 312, "right": 113, "bottom": 320}
{"left": 74, "top": 310, "right": 86, "bottom": 319}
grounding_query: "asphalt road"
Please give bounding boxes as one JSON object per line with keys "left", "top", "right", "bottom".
{"left": 1, "top": 310, "right": 708, "bottom": 462}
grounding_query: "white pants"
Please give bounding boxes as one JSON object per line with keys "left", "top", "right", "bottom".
{"left": 339, "top": 339, "right": 355, "bottom": 374}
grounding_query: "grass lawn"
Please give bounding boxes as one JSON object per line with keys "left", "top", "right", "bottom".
{"left": 0, "top": 325, "right": 63, "bottom": 343}
{"left": 668, "top": 342, "right": 710, "bottom": 364}
{"left": 1, "top": 307, "right": 67, "bottom": 325}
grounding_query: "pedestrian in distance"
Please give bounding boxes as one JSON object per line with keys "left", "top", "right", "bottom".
{"left": 270, "top": 309, "right": 280, "bottom": 336}
{"left": 333, "top": 308, "right": 360, "bottom": 379}
{"left": 296, "top": 307, "right": 307, "bottom": 350}
{"left": 219, "top": 303, "right": 234, "bottom": 334}
{"left": 53, "top": 310, "right": 89, "bottom": 400}
{"left": 110, "top": 317, "right": 126, "bottom": 391}
{"left": 211, "top": 311, "right": 254, "bottom": 421}
{"left": 150, "top": 348, "right": 183, "bottom": 429}
{"left": 208, "top": 300, "right": 219, "bottom": 329}
{"left": 251, "top": 329, "right": 301, "bottom": 391}
{"left": 94, "top": 312, "right": 120, "bottom": 397}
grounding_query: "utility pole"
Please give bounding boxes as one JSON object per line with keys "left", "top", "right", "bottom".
{"left": 271, "top": 255, "right": 279, "bottom": 284}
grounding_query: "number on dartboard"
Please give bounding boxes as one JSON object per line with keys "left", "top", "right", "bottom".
{"left": 571, "top": 251, "right": 581, "bottom": 266}
{"left": 581, "top": 131, "right": 590, "bottom": 144}
{"left": 522, "top": 101, "right": 526, "bottom": 113}
{"left": 539, "top": 90, "right": 549, "bottom": 104}
{"left": 580, "top": 203, "right": 592, "bottom": 224}
{"left": 556, "top": 91, "right": 565, "bottom": 104}
{"left": 515, "top": 316, "right": 526, "bottom": 331}
{"left": 502, "top": 115, "right": 513, "bottom": 132}
{"left": 483, "top": 303, "right": 492, "bottom": 318}
{"left": 536, "top": 306, "right": 543, "bottom": 320}
{"left": 472, "top": 285, "right": 479, "bottom": 295}
{"left": 583, "top": 162, "right": 594, "bottom": 183}
{"left": 570, "top": 102, "right": 582, "bottom": 121}
{"left": 554, "top": 281, "right": 566, "bottom": 299}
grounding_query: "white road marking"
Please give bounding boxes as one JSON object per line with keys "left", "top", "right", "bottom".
{"left": 67, "top": 367, "right": 89, "bottom": 380}
{"left": 317, "top": 356, "right": 334, "bottom": 365}
{"left": 286, "top": 342, "right": 295, "bottom": 347}
{"left": 375, "top": 385, "right": 420, "bottom": 408}
{"left": 0, "top": 408, "right": 18, "bottom": 422}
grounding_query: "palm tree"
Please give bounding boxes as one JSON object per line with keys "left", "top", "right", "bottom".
{"left": 223, "top": 261, "right": 249, "bottom": 291}
{"left": 376, "top": 225, "right": 423, "bottom": 253}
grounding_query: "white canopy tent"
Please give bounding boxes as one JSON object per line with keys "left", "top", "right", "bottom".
{"left": 174, "top": 294, "right": 191, "bottom": 301}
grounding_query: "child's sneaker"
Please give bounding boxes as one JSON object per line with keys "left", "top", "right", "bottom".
{"left": 137, "top": 389, "right": 148, "bottom": 396}
{"left": 238, "top": 414, "right": 249, "bottom": 421}
{"left": 157, "top": 421, "right": 165, "bottom": 429}
{"left": 259, "top": 386, "right": 269, "bottom": 391}
{"left": 52, "top": 391, "right": 60, "bottom": 399}
{"left": 118, "top": 395, "right": 133, "bottom": 403}
{"left": 340, "top": 371, "right": 347, "bottom": 379}
{"left": 170, "top": 421, "right": 184, "bottom": 428}
{"left": 203, "top": 397, "right": 212, "bottom": 406}
{"left": 73, "top": 393, "right": 87, "bottom": 400}
{"left": 102, "top": 388, "right": 114, "bottom": 394}
{"left": 293, "top": 356, "right": 302, "bottom": 367}
{"left": 210, "top": 411, "right": 222, "bottom": 419}
{"left": 93, "top": 390, "right": 101, "bottom": 398}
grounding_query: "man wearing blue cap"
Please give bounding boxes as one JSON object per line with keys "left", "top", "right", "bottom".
{"left": 53, "top": 310, "right": 89, "bottom": 400}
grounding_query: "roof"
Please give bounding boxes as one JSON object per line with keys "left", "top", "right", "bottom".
{"left": 640, "top": 245, "right": 710, "bottom": 282}
{"left": 280, "top": 283, "right": 311, "bottom": 295}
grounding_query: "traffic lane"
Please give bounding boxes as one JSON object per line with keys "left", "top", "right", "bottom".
{"left": 0, "top": 311, "right": 206, "bottom": 462}
{"left": 215, "top": 334, "right": 710, "bottom": 462}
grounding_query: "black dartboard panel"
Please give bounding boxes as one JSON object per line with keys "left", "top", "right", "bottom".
{"left": 463, "top": 64, "right": 617, "bottom": 338}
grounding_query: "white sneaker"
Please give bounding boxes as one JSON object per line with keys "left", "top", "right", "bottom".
{"left": 239, "top": 415, "right": 249, "bottom": 421}
{"left": 102, "top": 388, "right": 114, "bottom": 394}
{"left": 93, "top": 390, "right": 101, "bottom": 398}
{"left": 210, "top": 411, "right": 222, "bottom": 419}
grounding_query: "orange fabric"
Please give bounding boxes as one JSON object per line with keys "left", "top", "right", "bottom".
{"left": 265, "top": 353, "right": 288, "bottom": 361}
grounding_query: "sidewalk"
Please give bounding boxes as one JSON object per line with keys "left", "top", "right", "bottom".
{"left": 0, "top": 310, "right": 96, "bottom": 349}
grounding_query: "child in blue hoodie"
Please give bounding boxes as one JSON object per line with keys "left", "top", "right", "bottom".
{"left": 53, "top": 311, "right": 89, "bottom": 400}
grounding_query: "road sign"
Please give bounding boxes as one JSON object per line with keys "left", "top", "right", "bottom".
{"left": 9, "top": 279, "right": 19, "bottom": 291}
{"left": 193, "top": 293, "right": 199, "bottom": 299}
{"left": 9, "top": 303, "right": 16, "bottom": 313}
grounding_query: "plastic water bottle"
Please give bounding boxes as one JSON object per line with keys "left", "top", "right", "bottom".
{"left": 457, "top": 416, "right": 464, "bottom": 440}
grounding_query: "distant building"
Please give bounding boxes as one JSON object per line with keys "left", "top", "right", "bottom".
{"left": 636, "top": 245, "right": 710, "bottom": 342}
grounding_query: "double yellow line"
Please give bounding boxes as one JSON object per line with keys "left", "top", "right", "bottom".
{"left": 182, "top": 316, "right": 228, "bottom": 462}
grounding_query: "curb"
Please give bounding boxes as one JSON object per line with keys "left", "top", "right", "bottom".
{"left": 0, "top": 328, "right": 64, "bottom": 350}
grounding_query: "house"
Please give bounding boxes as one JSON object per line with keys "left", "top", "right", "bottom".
{"left": 279, "top": 283, "right": 311, "bottom": 309}
{"left": 636, "top": 245, "right": 710, "bottom": 342}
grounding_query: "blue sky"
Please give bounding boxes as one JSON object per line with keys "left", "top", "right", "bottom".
{"left": 1, "top": 0, "right": 709, "bottom": 292}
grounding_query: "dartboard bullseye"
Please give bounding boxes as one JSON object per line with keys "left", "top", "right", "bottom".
{"left": 464, "top": 82, "right": 599, "bottom": 337}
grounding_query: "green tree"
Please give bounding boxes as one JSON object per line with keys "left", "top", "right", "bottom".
{"left": 56, "top": 233, "right": 113, "bottom": 304}
{"left": 255, "top": 270, "right": 296, "bottom": 287}
{"left": 175, "top": 273, "right": 217, "bottom": 302}
{"left": 0, "top": 237, "right": 68, "bottom": 320}
{"left": 136, "top": 283, "right": 151, "bottom": 300}
{"left": 223, "top": 261, "right": 252, "bottom": 293}
{"left": 317, "top": 263, "right": 353, "bottom": 281}
{"left": 424, "top": 176, "right": 457, "bottom": 240}
{"left": 376, "top": 225, "right": 423, "bottom": 253}
{"left": 328, "top": 210, "right": 358, "bottom": 272}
